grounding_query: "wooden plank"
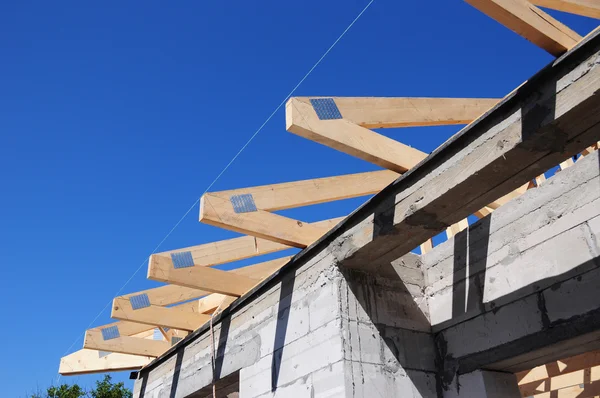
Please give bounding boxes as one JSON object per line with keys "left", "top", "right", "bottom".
{"left": 59, "top": 349, "right": 152, "bottom": 376}
{"left": 286, "top": 98, "right": 428, "bottom": 173}
{"left": 111, "top": 298, "right": 211, "bottom": 331}
{"left": 147, "top": 256, "right": 259, "bottom": 296}
{"left": 464, "top": 0, "right": 582, "bottom": 56}
{"left": 517, "top": 349, "right": 600, "bottom": 384}
{"left": 520, "top": 364, "right": 600, "bottom": 395}
{"left": 89, "top": 321, "right": 154, "bottom": 337}
{"left": 487, "top": 182, "right": 530, "bottom": 209}
{"left": 530, "top": 379, "right": 600, "bottom": 397}
{"left": 446, "top": 219, "right": 469, "bottom": 239}
{"left": 289, "top": 97, "right": 500, "bottom": 129}
{"left": 84, "top": 329, "right": 170, "bottom": 357}
{"left": 120, "top": 284, "right": 205, "bottom": 307}
{"left": 420, "top": 239, "right": 433, "bottom": 254}
{"left": 148, "top": 256, "right": 291, "bottom": 295}
{"left": 162, "top": 218, "right": 340, "bottom": 266}
{"left": 201, "top": 193, "right": 344, "bottom": 247}
{"left": 531, "top": 0, "right": 600, "bottom": 18}
{"left": 206, "top": 169, "right": 398, "bottom": 212}
{"left": 560, "top": 156, "right": 576, "bottom": 170}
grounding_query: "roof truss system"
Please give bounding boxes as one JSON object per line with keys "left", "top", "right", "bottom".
{"left": 60, "top": 3, "right": 599, "bottom": 376}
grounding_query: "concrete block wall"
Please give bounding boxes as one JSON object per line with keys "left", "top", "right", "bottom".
{"left": 338, "top": 261, "right": 438, "bottom": 398}
{"left": 422, "top": 150, "right": 600, "bottom": 385}
{"left": 135, "top": 247, "right": 349, "bottom": 398}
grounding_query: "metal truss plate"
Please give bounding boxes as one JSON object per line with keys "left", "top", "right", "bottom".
{"left": 230, "top": 193, "right": 257, "bottom": 213}
{"left": 310, "top": 98, "right": 342, "bottom": 120}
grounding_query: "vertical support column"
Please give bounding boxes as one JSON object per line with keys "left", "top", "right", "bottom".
{"left": 444, "top": 370, "right": 521, "bottom": 398}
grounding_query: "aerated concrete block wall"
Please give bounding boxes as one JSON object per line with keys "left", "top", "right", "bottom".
{"left": 423, "top": 150, "right": 600, "bottom": 388}
{"left": 135, "top": 152, "right": 600, "bottom": 398}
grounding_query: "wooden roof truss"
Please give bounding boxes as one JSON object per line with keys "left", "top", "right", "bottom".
{"left": 60, "top": 1, "right": 599, "bottom": 376}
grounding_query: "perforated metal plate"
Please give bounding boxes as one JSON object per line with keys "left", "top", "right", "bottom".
{"left": 230, "top": 193, "right": 257, "bottom": 213}
{"left": 171, "top": 251, "right": 194, "bottom": 269}
{"left": 129, "top": 293, "right": 151, "bottom": 310}
{"left": 101, "top": 325, "right": 120, "bottom": 340}
{"left": 310, "top": 98, "right": 342, "bottom": 120}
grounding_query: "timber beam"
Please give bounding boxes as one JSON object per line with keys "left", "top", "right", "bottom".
{"left": 84, "top": 328, "right": 170, "bottom": 357}
{"left": 531, "top": 0, "right": 600, "bottom": 19}
{"left": 148, "top": 255, "right": 291, "bottom": 295}
{"left": 464, "top": 0, "right": 582, "bottom": 56}
{"left": 59, "top": 349, "right": 153, "bottom": 376}
{"left": 111, "top": 297, "right": 211, "bottom": 331}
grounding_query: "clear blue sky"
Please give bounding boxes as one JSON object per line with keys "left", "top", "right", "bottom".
{"left": 0, "top": 1, "right": 597, "bottom": 396}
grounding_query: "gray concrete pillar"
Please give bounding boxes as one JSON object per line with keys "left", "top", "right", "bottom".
{"left": 444, "top": 370, "right": 521, "bottom": 398}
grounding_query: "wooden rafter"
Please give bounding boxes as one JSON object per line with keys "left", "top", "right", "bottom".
{"left": 84, "top": 328, "right": 170, "bottom": 357}
{"left": 531, "top": 0, "right": 600, "bottom": 19}
{"left": 148, "top": 255, "right": 291, "bottom": 295}
{"left": 199, "top": 170, "right": 410, "bottom": 247}
{"left": 59, "top": 349, "right": 153, "bottom": 376}
{"left": 464, "top": 0, "right": 582, "bottom": 56}
{"left": 111, "top": 298, "right": 211, "bottom": 331}
{"left": 286, "top": 98, "right": 429, "bottom": 173}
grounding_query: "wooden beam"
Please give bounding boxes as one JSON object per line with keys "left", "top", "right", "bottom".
{"left": 111, "top": 298, "right": 211, "bottom": 331}
{"left": 517, "top": 349, "right": 600, "bottom": 384}
{"left": 147, "top": 257, "right": 258, "bottom": 296}
{"left": 420, "top": 239, "right": 433, "bottom": 254}
{"left": 59, "top": 349, "right": 152, "bottom": 376}
{"left": 464, "top": 0, "right": 582, "bottom": 56}
{"left": 519, "top": 364, "right": 600, "bottom": 395}
{"left": 286, "top": 98, "right": 428, "bottom": 173}
{"left": 201, "top": 194, "right": 343, "bottom": 247}
{"left": 205, "top": 169, "right": 399, "bottom": 212}
{"left": 531, "top": 0, "right": 600, "bottom": 19}
{"left": 84, "top": 329, "right": 170, "bottom": 357}
{"left": 529, "top": 379, "right": 600, "bottom": 397}
{"left": 289, "top": 97, "right": 500, "bottom": 129}
{"left": 89, "top": 321, "right": 154, "bottom": 337}
{"left": 148, "top": 256, "right": 291, "bottom": 295}
{"left": 120, "top": 284, "right": 205, "bottom": 307}
{"left": 446, "top": 219, "right": 469, "bottom": 239}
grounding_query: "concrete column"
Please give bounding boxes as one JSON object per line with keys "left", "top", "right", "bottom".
{"left": 444, "top": 370, "right": 521, "bottom": 398}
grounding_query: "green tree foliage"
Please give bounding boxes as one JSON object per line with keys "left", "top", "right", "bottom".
{"left": 90, "top": 375, "right": 132, "bottom": 398}
{"left": 31, "top": 375, "right": 132, "bottom": 398}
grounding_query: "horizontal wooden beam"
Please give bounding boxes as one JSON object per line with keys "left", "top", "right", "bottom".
{"left": 120, "top": 284, "right": 206, "bottom": 307}
{"left": 464, "top": 0, "right": 582, "bottom": 56}
{"left": 529, "top": 379, "right": 600, "bottom": 397}
{"left": 59, "top": 349, "right": 152, "bottom": 376}
{"left": 201, "top": 194, "right": 344, "bottom": 247}
{"left": 148, "top": 256, "right": 291, "bottom": 295}
{"left": 89, "top": 321, "right": 154, "bottom": 338}
{"left": 206, "top": 169, "right": 398, "bottom": 212}
{"left": 520, "top": 364, "right": 600, "bottom": 395}
{"left": 531, "top": 0, "right": 600, "bottom": 19}
{"left": 111, "top": 298, "right": 211, "bottom": 331}
{"left": 290, "top": 97, "right": 500, "bottom": 129}
{"left": 517, "top": 349, "right": 600, "bottom": 384}
{"left": 286, "top": 98, "right": 428, "bottom": 173}
{"left": 84, "top": 329, "right": 170, "bottom": 357}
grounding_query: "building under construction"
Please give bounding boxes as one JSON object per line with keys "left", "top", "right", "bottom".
{"left": 59, "top": 1, "right": 600, "bottom": 397}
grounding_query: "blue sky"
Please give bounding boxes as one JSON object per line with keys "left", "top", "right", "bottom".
{"left": 0, "top": 1, "right": 597, "bottom": 396}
